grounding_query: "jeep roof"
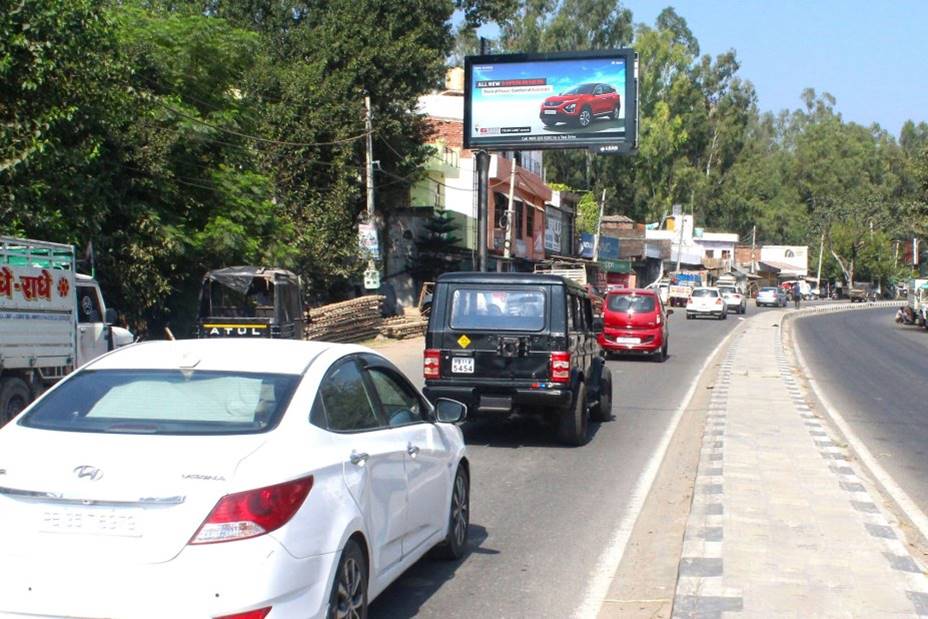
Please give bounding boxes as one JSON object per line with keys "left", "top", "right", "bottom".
{"left": 436, "top": 271, "right": 588, "bottom": 295}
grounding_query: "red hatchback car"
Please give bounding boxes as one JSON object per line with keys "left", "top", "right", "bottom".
{"left": 597, "top": 288, "right": 671, "bottom": 362}
{"left": 539, "top": 82, "right": 621, "bottom": 128}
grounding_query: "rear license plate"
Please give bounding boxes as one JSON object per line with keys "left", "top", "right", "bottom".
{"left": 451, "top": 357, "right": 474, "bottom": 374}
{"left": 544, "top": 109, "right": 557, "bottom": 115}
{"left": 615, "top": 337, "right": 640, "bottom": 345}
{"left": 40, "top": 507, "right": 142, "bottom": 537}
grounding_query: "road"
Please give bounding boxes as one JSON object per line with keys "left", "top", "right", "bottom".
{"left": 368, "top": 304, "right": 758, "bottom": 618}
{"left": 795, "top": 306, "right": 928, "bottom": 514}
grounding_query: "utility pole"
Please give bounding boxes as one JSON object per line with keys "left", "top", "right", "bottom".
{"left": 815, "top": 232, "right": 825, "bottom": 296}
{"left": 674, "top": 207, "right": 685, "bottom": 272}
{"left": 592, "top": 188, "right": 607, "bottom": 261}
{"left": 503, "top": 154, "right": 517, "bottom": 264}
{"left": 362, "top": 93, "right": 379, "bottom": 289}
{"left": 750, "top": 225, "right": 756, "bottom": 274}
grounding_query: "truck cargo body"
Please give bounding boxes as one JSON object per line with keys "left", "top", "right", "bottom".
{"left": 0, "top": 237, "right": 132, "bottom": 426}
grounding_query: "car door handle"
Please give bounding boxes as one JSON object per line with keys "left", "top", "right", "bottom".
{"left": 407, "top": 444, "right": 420, "bottom": 457}
{"left": 349, "top": 451, "right": 370, "bottom": 466}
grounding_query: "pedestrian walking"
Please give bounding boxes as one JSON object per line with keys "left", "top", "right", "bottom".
{"left": 793, "top": 281, "right": 801, "bottom": 309}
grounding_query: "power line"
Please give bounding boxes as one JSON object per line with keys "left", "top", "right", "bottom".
{"left": 157, "top": 100, "right": 374, "bottom": 148}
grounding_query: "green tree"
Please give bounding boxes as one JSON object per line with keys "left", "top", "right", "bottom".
{"left": 409, "top": 208, "right": 462, "bottom": 285}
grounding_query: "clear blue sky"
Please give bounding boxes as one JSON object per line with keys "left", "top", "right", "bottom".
{"left": 628, "top": 1, "right": 926, "bottom": 134}
{"left": 471, "top": 1, "right": 928, "bottom": 135}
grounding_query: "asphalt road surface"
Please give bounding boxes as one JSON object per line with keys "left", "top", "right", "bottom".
{"left": 369, "top": 304, "right": 761, "bottom": 618}
{"left": 795, "top": 306, "right": 928, "bottom": 514}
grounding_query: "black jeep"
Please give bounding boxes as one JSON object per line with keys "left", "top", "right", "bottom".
{"left": 422, "top": 272, "right": 613, "bottom": 446}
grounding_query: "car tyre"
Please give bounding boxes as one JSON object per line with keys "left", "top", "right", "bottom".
{"left": 0, "top": 376, "right": 30, "bottom": 427}
{"left": 328, "top": 538, "right": 368, "bottom": 619}
{"left": 611, "top": 103, "right": 621, "bottom": 119}
{"left": 434, "top": 465, "right": 470, "bottom": 560}
{"left": 557, "top": 381, "right": 589, "bottom": 446}
{"left": 654, "top": 342, "right": 668, "bottom": 363}
{"left": 590, "top": 367, "right": 613, "bottom": 422}
{"left": 577, "top": 106, "right": 593, "bottom": 128}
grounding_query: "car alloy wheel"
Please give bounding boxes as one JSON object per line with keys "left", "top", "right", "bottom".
{"left": 451, "top": 471, "right": 469, "bottom": 548}
{"left": 578, "top": 108, "right": 592, "bottom": 127}
{"left": 330, "top": 540, "right": 367, "bottom": 619}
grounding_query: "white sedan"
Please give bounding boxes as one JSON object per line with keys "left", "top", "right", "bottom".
{"left": 0, "top": 338, "right": 470, "bottom": 619}
{"left": 685, "top": 287, "right": 727, "bottom": 320}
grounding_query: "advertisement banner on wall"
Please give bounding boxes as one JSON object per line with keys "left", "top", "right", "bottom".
{"left": 579, "top": 233, "right": 595, "bottom": 259}
{"left": 598, "top": 236, "right": 620, "bottom": 260}
{"left": 464, "top": 49, "right": 638, "bottom": 153}
{"left": 545, "top": 207, "right": 563, "bottom": 253}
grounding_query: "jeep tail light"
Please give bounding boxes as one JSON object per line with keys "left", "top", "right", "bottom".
{"left": 424, "top": 349, "right": 441, "bottom": 379}
{"left": 550, "top": 352, "right": 571, "bottom": 383}
{"left": 215, "top": 609, "right": 272, "bottom": 619}
{"left": 190, "top": 476, "right": 313, "bottom": 545}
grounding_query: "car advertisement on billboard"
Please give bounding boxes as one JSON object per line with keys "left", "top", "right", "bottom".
{"left": 464, "top": 49, "right": 638, "bottom": 153}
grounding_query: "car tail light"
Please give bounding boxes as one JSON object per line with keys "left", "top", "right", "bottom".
{"left": 550, "top": 352, "right": 570, "bottom": 383}
{"left": 190, "top": 476, "right": 313, "bottom": 545}
{"left": 424, "top": 349, "right": 441, "bottom": 379}
{"left": 215, "top": 609, "right": 272, "bottom": 619}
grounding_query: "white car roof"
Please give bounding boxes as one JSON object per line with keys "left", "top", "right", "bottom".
{"left": 86, "top": 338, "right": 357, "bottom": 375}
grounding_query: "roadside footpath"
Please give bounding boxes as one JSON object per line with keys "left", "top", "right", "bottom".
{"left": 668, "top": 306, "right": 928, "bottom": 617}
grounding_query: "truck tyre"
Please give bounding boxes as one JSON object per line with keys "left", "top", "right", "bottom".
{"left": 590, "top": 367, "right": 613, "bottom": 422}
{"left": 0, "top": 377, "right": 31, "bottom": 426}
{"left": 557, "top": 381, "right": 589, "bottom": 446}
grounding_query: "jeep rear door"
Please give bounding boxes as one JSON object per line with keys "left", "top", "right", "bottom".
{"left": 439, "top": 285, "right": 554, "bottom": 382}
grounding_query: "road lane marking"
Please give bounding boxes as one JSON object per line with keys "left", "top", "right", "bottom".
{"left": 574, "top": 324, "right": 743, "bottom": 619}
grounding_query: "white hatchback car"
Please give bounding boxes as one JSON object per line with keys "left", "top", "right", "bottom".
{"left": 0, "top": 339, "right": 470, "bottom": 619}
{"left": 685, "top": 287, "right": 727, "bottom": 320}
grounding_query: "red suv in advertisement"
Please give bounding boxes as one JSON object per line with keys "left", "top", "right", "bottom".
{"left": 597, "top": 288, "right": 670, "bottom": 362}
{"left": 540, "top": 82, "right": 621, "bottom": 128}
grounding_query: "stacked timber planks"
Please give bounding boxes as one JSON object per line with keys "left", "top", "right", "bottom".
{"left": 378, "top": 316, "right": 427, "bottom": 339}
{"left": 305, "top": 295, "right": 384, "bottom": 343}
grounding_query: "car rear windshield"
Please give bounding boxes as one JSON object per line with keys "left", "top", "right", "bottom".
{"left": 607, "top": 294, "right": 655, "bottom": 313}
{"left": 718, "top": 287, "right": 736, "bottom": 294}
{"left": 760, "top": 287, "right": 777, "bottom": 293}
{"left": 450, "top": 288, "right": 546, "bottom": 331}
{"left": 19, "top": 370, "right": 299, "bottom": 435}
{"left": 691, "top": 289, "right": 717, "bottom": 297}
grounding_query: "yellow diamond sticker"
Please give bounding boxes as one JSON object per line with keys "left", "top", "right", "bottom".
{"left": 457, "top": 334, "right": 471, "bottom": 349}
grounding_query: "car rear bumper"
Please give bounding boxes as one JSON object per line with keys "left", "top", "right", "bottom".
{"left": 686, "top": 307, "right": 724, "bottom": 316}
{"left": 598, "top": 328, "right": 662, "bottom": 353}
{"left": 424, "top": 382, "right": 572, "bottom": 414}
{"left": 0, "top": 534, "right": 338, "bottom": 618}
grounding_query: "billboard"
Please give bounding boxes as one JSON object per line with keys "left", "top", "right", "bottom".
{"left": 464, "top": 49, "right": 638, "bottom": 153}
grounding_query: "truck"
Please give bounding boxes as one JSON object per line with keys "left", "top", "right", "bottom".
{"left": 668, "top": 272, "right": 702, "bottom": 307}
{"left": 0, "top": 237, "right": 133, "bottom": 426}
{"left": 196, "top": 266, "right": 305, "bottom": 339}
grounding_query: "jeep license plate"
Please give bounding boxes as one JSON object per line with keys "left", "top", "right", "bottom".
{"left": 451, "top": 357, "right": 474, "bottom": 374}
{"left": 544, "top": 110, "right": 557, "bottom": 115}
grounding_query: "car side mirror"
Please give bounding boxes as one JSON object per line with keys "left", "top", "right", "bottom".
{"left": 592, "top": 317, "right": 604, "bottom": 332}
{"left": 434, "top": 398, "right": 467, "bottom": 424}
{"left": 104, "top": 308, "right": 118, "bottom": 325}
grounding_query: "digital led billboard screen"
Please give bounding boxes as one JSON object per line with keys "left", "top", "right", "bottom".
{"left": 464, "top": 49, "right": 638, "bottom": 153}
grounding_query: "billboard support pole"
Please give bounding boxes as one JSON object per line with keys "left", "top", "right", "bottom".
{"left": 503, "top": 158, "right": 517, "bottom": 264}
{"left": 476, "top": 150, "right": 490, "bottom": 272}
